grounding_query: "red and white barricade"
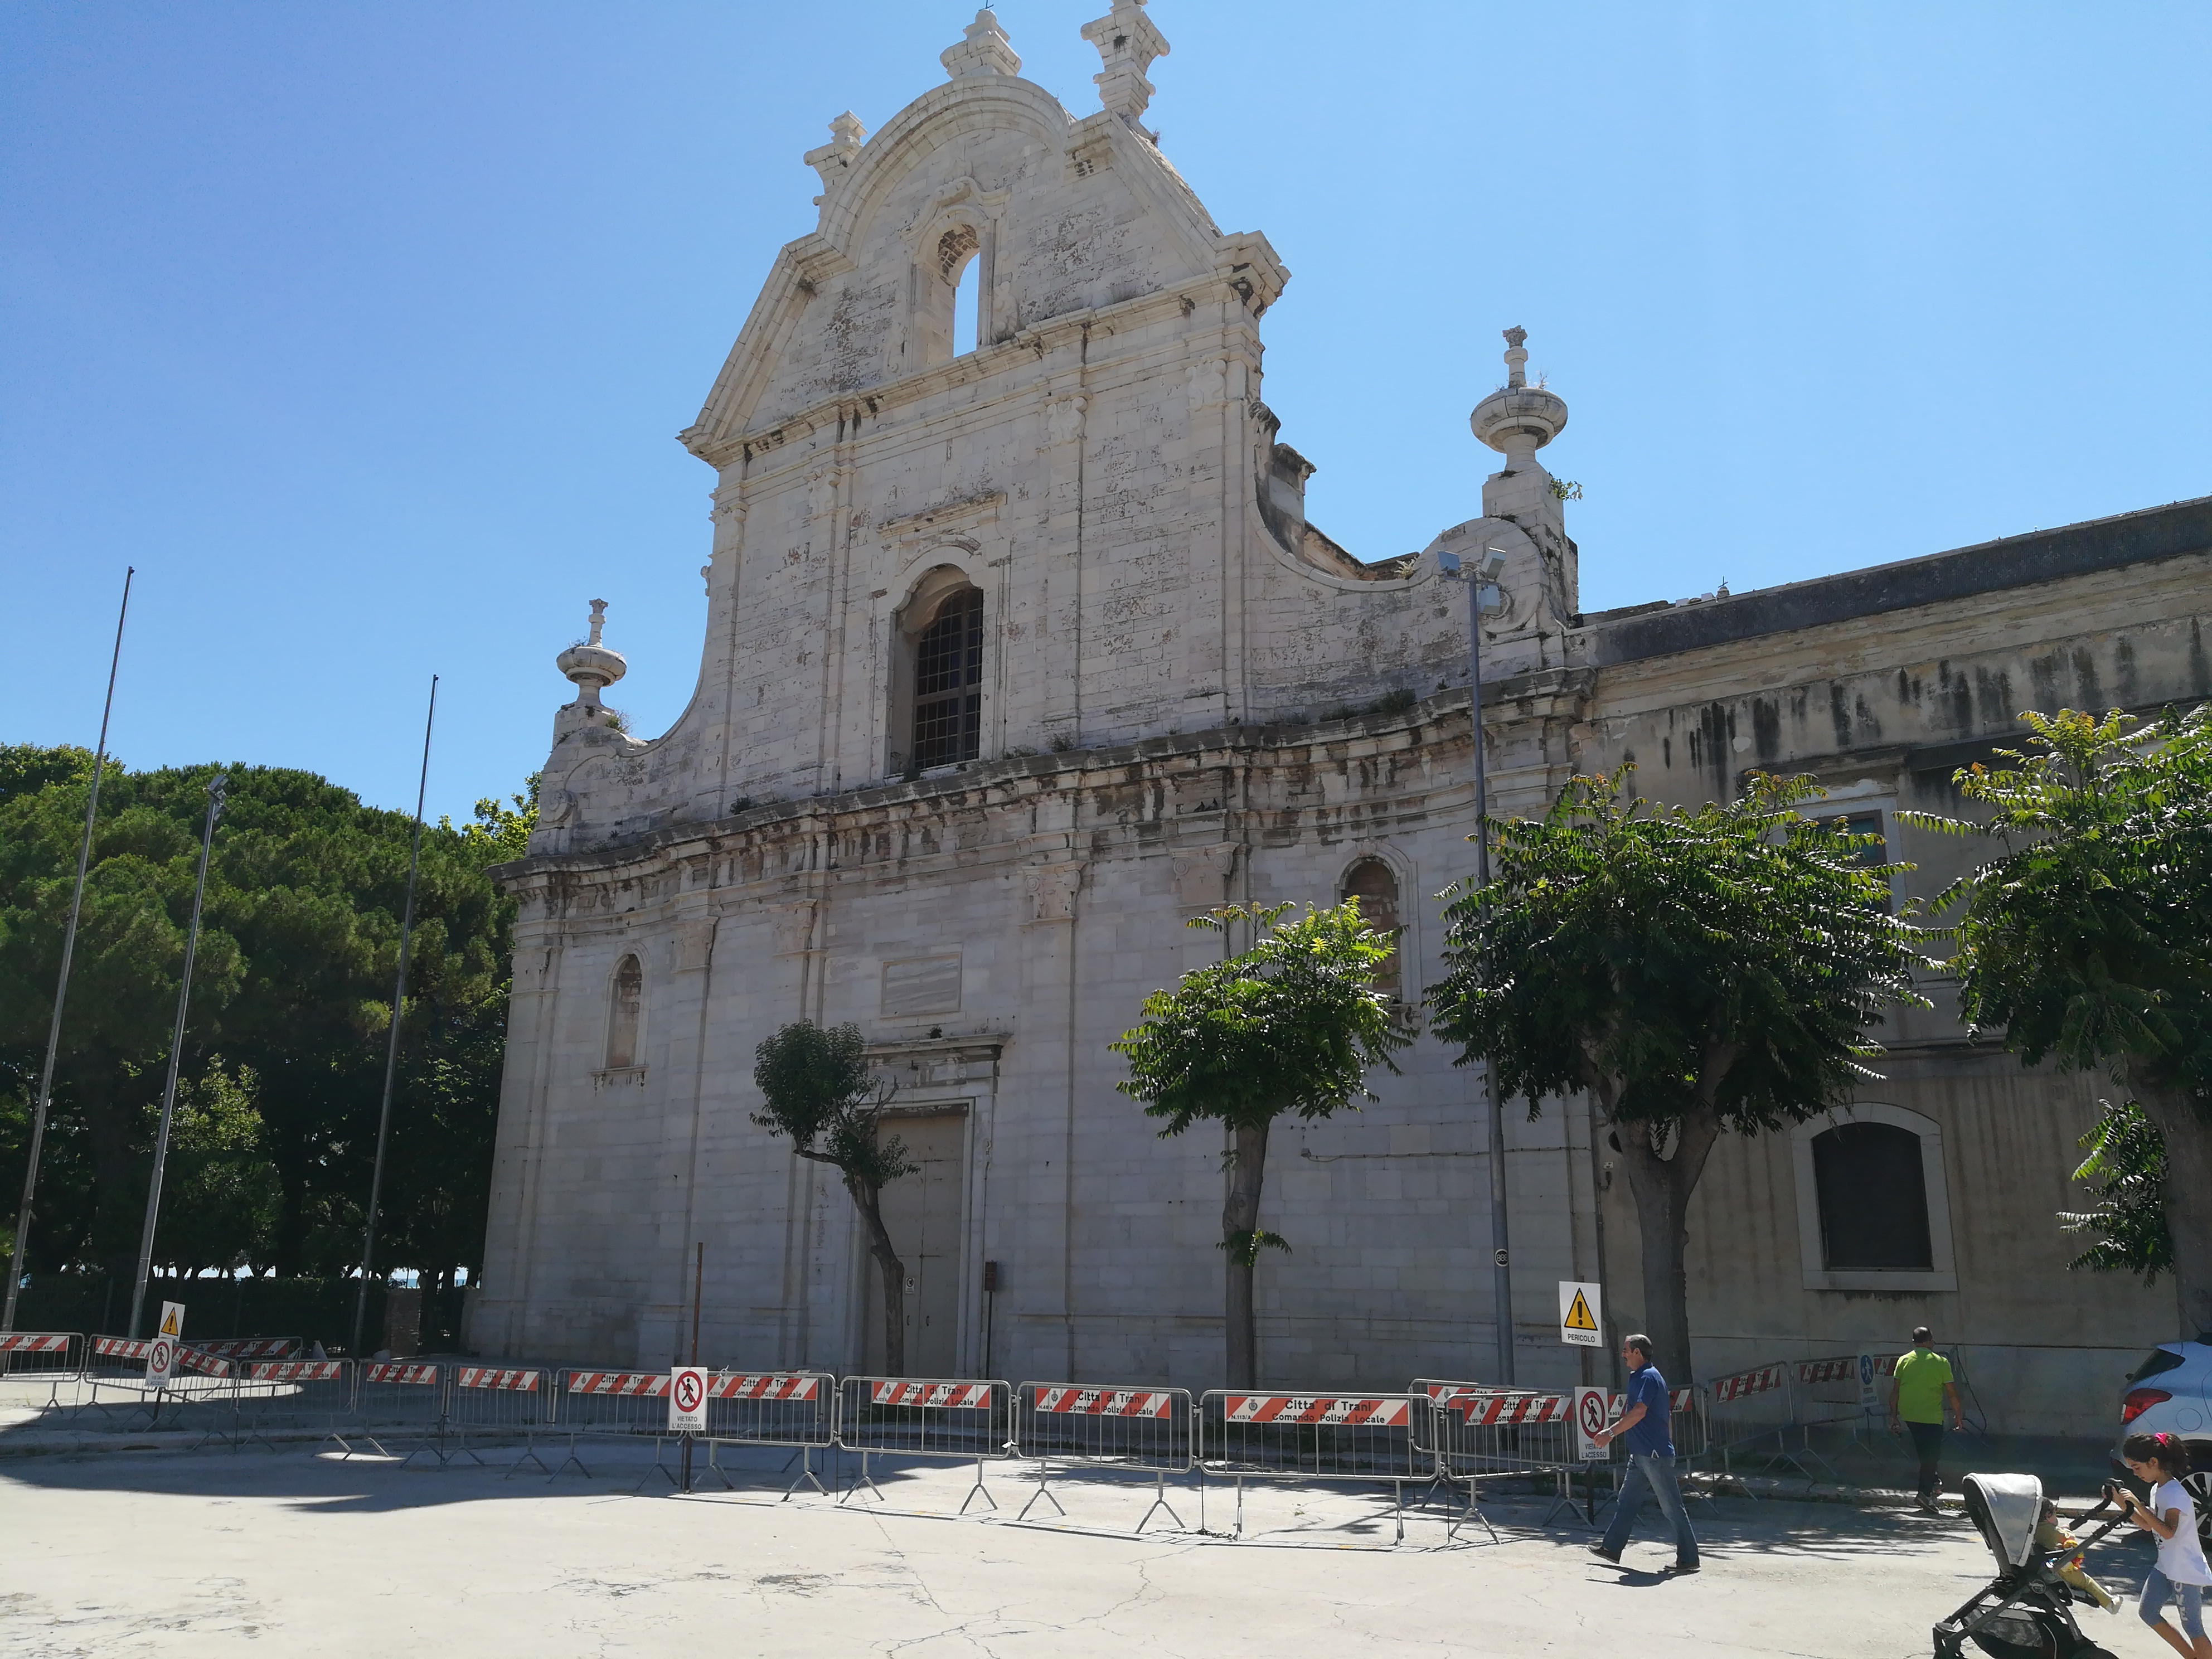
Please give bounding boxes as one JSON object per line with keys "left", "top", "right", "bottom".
{"left": 835, "top": 1376, "right": 1013, "bottom": 1512}
{"left": 0, "top": 1332, "right": 83, "bottom": 1410}
{"left": 700, "top": 1371, "right": 838, "bottom": 1498}
{"left": 1703, "top": 1360, "right": 1815, "bottom": 1484}
{"left": 232, "top": 1359, "right": 353, "bottom": 1451}
{"left": 348, "top": 1360, "right": 446, "bottom": 1463}
{"left": 1197, "top": 1390, "right": 1433, "bottom": 1542}
{"left": 449, "top": 1366, "right": 558, "bottom": 1474}
{"left": 1011, "top": 1382, "right": 1194, "bottom": 1530}
{"left": 80, "top": 1335, "right": 235, "bottom": 1435}
{"left": 1791, "top": 1353, "right": 1896, "bottom": 1467}
{"left": 193, "top": 1337, "right": 300, "bottom": 1362}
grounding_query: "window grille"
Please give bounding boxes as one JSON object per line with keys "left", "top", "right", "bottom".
{"left": 911, "top": 589, "right": 984, "bottom": 770}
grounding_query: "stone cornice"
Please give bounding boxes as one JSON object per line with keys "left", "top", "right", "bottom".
{"left": 491, "top": 667, "right": 1594, "bottom": 891}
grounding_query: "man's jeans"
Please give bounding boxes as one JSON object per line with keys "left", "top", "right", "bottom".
{"left": 1906, "top": 1420, "right": 1944, "bottom": 1498}
{"left": 1599, "top": 1451, "right": 1699, "bottom": 1567}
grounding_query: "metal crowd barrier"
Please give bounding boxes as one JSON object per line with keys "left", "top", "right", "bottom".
{"left": 195, "top": 1338, "right": 301, "bottom": 1362}
{"left": 1011, "top": 1382, "right": 1193, "bottom": 1531}
{"left": 449, "top": 1366, "right": 559, "bottom": 1475}
{"left": 835, "top": 1376, "right": 1012, "bottom": 1512}
{"left": 1419, "top": 1381, "right": 1579, "bottom": 1534}
{"left": 0, "top": 1332, "right": 83, "bottom": 1413}
{"left": 559, "top": 1369, "right": 678, "bottom": 1483}
{"left": 348, "top": 1361, "right": 447, "bottom": 1463}
{"left": 1196, "top": 1390, "right": 1434, "bottom": 1542}
{"left": 230, "top": 1359, "right": 353, "bottom": 1452}
{"left": 79, "top": 1337, "right": 236, "bottom": 1437}
{"left": 1792, "top": 1355, "right": 1891, "bottom": 1469}
{"left": 703, "top": 1371, "right": 838, "bottom": 1498}
{"left": 1703, "top": 1361, "right": 1816, "bottom": 1485}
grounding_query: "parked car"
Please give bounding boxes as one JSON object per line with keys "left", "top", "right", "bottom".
{"left": 2114, "top": 1338, "right": 2212, "bottom": 1546}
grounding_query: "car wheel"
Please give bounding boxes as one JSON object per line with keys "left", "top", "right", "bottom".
{"left": 2183, "top": 1454, "right": 2212, "bottom": 1550}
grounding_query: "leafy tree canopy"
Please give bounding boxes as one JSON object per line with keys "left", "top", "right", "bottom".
{"left": 1428, "top": 768, "right": 1930, "bottom": 1381}
{"left": 1, "top": 748, "right": 523, "bottom": 1293}
{"left": 1905, "top": 704, "right": 2212, "bottom": 1333}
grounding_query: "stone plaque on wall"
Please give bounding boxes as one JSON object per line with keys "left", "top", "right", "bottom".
{"left": 881, "top": 954, "right": 962, "bottom": 1017}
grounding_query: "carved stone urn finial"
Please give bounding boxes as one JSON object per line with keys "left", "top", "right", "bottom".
{"left": 1471, "top": 326, "right": 1569, "bottom": 465}
{"left": 557, "top": 599, "right": 627, "bottom": 709}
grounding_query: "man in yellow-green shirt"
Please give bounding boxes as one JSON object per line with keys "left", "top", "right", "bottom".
{"left": 1889, "top": 1325, "right": 1964, "bottom": 1513}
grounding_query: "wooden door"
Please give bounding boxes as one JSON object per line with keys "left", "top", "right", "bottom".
{"left": 864, "top": 1112, "right": 966, "bottom": 1377}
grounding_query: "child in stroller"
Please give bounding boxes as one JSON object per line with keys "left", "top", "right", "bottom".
{"left": 1933, "top": 1473, "right": 2129, "bottom": 1659}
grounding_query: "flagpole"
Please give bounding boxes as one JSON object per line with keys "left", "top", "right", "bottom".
{"left": 351, "top": 676, "right": 438, "bottom": 1358}
{"left": 129, "top": 768, "right": 227, "bottom": 1340}
{"left": 4, "top": 568, "right": 133, "bottom": 1336}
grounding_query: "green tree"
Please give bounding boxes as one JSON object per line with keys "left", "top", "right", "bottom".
{"left": 1112, "top": 901, "right": 1408, "bottom": 1388}
{"left": 1428, "top": 770, "right": 1928, "bottom": 1384}
{"left": 2060, "top": 1098, "right": 2172, "bottom": 1281}
{"left": 1905, "top": 705, "right": 2212, "bottom": 1335}
{"left": 148, "top": 1058, "right": 280, "bottom": 1275}
{"left": 0, "top": 749, "right": 519, "bottom": 1293}
{"left": 750, "top": 1022, "right": 917, "bottom": 1374}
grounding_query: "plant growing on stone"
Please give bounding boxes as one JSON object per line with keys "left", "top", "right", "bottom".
{"left": 1428, "top": 768, "right": 1929, "bottom": 1385}
{"left": 1112, "top": 901, "right": 1409, "bottom": 1388}
{"left": 750, "top": 1020, "right": 917, "bottom": 1374}
{"left": 1904, "top": 705, "right": 2212, "bottom": 1335}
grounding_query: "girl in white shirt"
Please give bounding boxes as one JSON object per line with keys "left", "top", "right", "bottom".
{"left": 2119, "top": 1432, "right": 2212, "bottom": 1659}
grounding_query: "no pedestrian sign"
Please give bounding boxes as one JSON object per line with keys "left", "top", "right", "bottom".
{"left": 146, "top": 1301, "right": 185, "bottom": 1389}
{"left": 1558, "top": 1280, "right": 1602, "bottom": 1348}
{"left": 1573, "top": 1385, "right": 1611, "bottom": 1461}
{"left": 670, "top": 1366, "right": 707, "bottom": 1433}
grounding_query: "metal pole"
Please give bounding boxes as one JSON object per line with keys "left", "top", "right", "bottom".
{"left": 1470, "top": 574, "right": 1515, "bottom": 1385}
{"left": 351, "top": 676, "right": 439, "bottom": 1359}
{"left": 682, "top": 1241, "right": 703, "bottom": 1493}
{"left": 6, "top": 568, "right": 133, "bottom": 1335}
{"left": 128, "top": 768, "right": 227, "bottom": 1339}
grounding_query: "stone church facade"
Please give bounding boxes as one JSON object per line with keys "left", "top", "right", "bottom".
{"left": 467, "top": 5, "right": 2212, "bottom": 1434}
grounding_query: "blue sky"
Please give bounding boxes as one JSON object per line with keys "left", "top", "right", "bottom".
{"left": 6, "top": 2, "right": 2208, "bottom": 823}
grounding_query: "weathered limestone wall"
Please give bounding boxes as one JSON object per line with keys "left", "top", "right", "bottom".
{"left": 470, "top": 5, "right": 2211, "bottom": 1437}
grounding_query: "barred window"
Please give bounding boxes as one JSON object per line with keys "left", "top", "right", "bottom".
{"left": 911, "top": 588, "right": 984, "bottom": 770}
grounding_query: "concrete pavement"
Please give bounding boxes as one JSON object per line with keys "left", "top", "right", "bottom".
{"left": 0, "top": 1439, "right": 2166, "bottom": 1658}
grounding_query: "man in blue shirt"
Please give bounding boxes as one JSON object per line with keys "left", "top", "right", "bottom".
{"left": 1589, "top": 1333, "right": 1700, "bottom": 1573}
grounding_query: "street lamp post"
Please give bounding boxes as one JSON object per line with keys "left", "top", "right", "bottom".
{"left": 128, "top": 768, "right": 227, "bottom": 1340}
{"left": 1437, "top": 542, "right": 1514, "bottom": 1384}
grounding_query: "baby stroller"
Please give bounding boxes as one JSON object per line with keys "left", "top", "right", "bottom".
{"left": 1933, "top": 1473, "right": 2127, "bottom": 1659}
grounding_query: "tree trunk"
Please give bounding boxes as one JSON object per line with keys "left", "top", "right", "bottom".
{"left": 1224, "top": 1120, "right": 1270, "bottom": 1389}
{"left": 851, "top": 1179, "right": 908, "bottom": 1376}
{"left": 1609, "top": 1100, "right": 1722, "bottom": 1388}
{"left": 2132, "top": 1075, "right": 2212, "bottom": 1340}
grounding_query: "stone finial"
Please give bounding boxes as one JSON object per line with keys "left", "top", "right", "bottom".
{"left": 557, "top": 599, "right": 628, "bottom": 709}
{"left": 1080, "top": 0, "right": 1170, "bottom": 127}
{"left": 803, "top": 111, "right": 867, "bottom": 205}
{"left": 1471, "top": 326, "right": 1569, "bottom": 464}
{"left": 941, "top": 8, "right": 1021, "bottom": 79}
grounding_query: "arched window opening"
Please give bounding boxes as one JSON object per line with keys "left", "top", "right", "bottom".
{"left": 912, "top": 588, "right": 984, "bottom": 770}
{"left": 914, "top": 225, "right": 982, "bottom": 368}
{"left": 1338, "top": 857, "right": 1402, "bottom": 1000}
{"left": 1812, "top": 1121, "right": 1932, "bottom": 1270}
{"left": 952, "top": 245, "right": 979, "bottom": 356}
{"left": 607, "top": 954, "right": 643, "bottom": 1070}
